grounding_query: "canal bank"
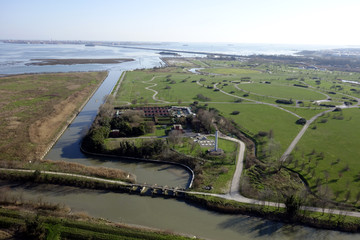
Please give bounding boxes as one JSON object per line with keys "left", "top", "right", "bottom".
{"left": 2, "top": 180, "right": 359, "bottom": 240}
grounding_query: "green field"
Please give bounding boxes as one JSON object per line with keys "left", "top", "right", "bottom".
{"left": 208, "top": 103, "right": 301, "bottom": 152}
{"left": 114, "top": 57, "right": 360, "bottom": 206}
{"left": 199, "top": 68, "right": 260, "bottom": 75}
{"left": 235, "top": 83, "right": 327, "bottom": 100}
{"left": 289, "top": 108, "right": 360, "bottom": 203}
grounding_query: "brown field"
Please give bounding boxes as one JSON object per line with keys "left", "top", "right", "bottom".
{"left": 0, "top": 71, "right": 107, "bottom": 162}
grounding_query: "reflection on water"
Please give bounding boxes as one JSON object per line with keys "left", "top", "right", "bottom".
{"left": 1, "top": 182, "right": 359, "bottom": 240}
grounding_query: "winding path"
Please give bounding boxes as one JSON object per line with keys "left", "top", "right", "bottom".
{"left": 213, "top": 82, "right": 302, "bottom": 118}
{"left": 142, "top": 76, "right": 169, "bottom": 103}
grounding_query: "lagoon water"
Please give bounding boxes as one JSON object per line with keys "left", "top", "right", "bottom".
{"left": 1, "top": 42, "right": 359, "bottom": 239}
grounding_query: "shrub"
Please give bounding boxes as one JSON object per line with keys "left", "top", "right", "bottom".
{"left": 196, "top": 94, "right": 211, "bottom": 101}
{"left": 257, "top": 131, "right": 268, "bottom": 137}
{"left": 295, "top": 118, "right": 306, "bottom": 125}
{"left": 276, "top": 99, "right": 293, "bottom": 104}
{"left": 293, "top": 84, "right": 308, "bottom": 88}
{"left": 319, "top": 118, "right": 327, "bottom": 123}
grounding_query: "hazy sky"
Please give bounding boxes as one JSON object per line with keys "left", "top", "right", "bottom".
{"left": 1, "top": 0, "right": 360, "bottom": 45}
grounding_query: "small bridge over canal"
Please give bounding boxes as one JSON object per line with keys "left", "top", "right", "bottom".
{"left": 129, "top": 183, "right": 187, "bottom": 197}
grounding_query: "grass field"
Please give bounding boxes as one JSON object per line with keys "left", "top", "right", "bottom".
{"left": 199, "top": 68, "right": 260, "bottom": 75}
{"left": 289, "top": 108, "right": 360, "bottom": 204}
{"left": 113, "top": 57, "right": 360, "bottom": 206}
{"left": 0, "top": 72, "right": 107, "bottom": 162}
{"left": 207, "top": 103, "right": 302, "bottom": 152}
{"left": 235, "top": 83, "right": 327, "bottom": 100}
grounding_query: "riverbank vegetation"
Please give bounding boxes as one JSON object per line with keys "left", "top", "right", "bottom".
{"left": 0, "top": 159, "right": 135, "bottom": 183}
{"left": 0, "top": 188, "right": 193, "bottom": 239}
{"left": 186, "top": 194, "right": 360, "bottom": 233}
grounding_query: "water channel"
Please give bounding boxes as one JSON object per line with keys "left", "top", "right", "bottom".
{"left": 2, "top": 43, "right": 360, "bottom": 239}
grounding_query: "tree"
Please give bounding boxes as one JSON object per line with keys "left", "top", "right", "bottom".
{"left": 168, "top": 130, "right": 183, "bottom": 146}
{"left": 195, "top": 109, "right": 215, "bottom": 133}
{"left": 284, "top": 195, "right": 301, "bottom": 219}
{"left": 295, "top": 118, "right": 307, "bottom": 125}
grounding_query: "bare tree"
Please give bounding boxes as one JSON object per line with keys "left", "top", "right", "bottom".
{"left": 168, "top": 130, "right": 183, "bottom": 146}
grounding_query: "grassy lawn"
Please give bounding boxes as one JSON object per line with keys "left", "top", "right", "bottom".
{"left": 235, "top": 83, "right": 327, "bottom": 100}
{"left": 199, "top": 68, "right": 260, "bottom": 75}
{"left": 284, "top": 107, "right": 327, "bottom": 119}
{"left": 116, "top": 70, "right": 158, "bottom": 104}
{"left": 174, "top": 136, "right": 239, "bottom": 194}
{"left": 208, "top": 103, "right": 301, "bottom": 152}
{"left": 289, "top": 108, "right": 360, "bottom": 204}
{"left": 0, "top": 72, "right": 107, "bottom": 162}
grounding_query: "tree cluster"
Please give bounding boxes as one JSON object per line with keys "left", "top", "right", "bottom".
{"left": 112, "top": 139, "right": 165, "bottom": 158}
{"left": 276, "top": 99, "right": 293, "bottom": 104}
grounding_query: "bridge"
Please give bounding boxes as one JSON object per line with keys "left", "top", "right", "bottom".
{"left": 129, "top": 184, "right": 186, "bottom": 197}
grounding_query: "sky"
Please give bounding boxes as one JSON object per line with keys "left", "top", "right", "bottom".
{"left": 1, "top": 0, "right": 360, "bottom": 46}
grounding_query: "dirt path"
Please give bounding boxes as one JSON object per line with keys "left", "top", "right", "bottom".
{"left": 279, "top": 108, "right": 334, "bottom": 162}
{"left": 112, "top": 71, "right": 126, "bottom": 97}
{"left": 0, "top": 168, "right": 131, "bottom": 185}
{"left": 214, "top": 83, "right": 302, "bottom": 118}
{"left": 143, "top": 76, "right": 169, "bottom": 103}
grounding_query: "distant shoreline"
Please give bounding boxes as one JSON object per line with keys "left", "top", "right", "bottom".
{"left": 26, "top": 58, "right": 134, "bottom": 66}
